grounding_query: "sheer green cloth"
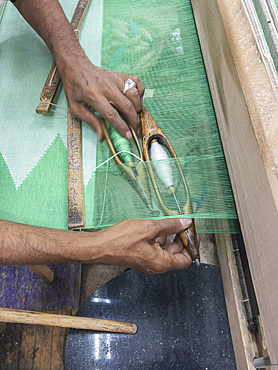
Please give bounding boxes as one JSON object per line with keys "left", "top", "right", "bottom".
{"left": 0, "top": 0, "right": 238, "bottom": 233}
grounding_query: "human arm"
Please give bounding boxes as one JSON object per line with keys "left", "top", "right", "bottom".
{"left": 13, "top": 0, "right": 144, "bottom": 140}
{"left": 0, "top": 218, "right": 192, "bottom": 274}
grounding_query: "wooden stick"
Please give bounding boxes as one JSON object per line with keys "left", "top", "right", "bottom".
{"left": 27, "top": 265, "right": 55, "bottom": 284}
{"left": 67, "top": 111, "right": 85, "bottom": 228}
{"left": 0, "top": 308, "right": 137, "bottom": 335}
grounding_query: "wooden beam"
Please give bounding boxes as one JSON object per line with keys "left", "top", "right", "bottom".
{"left": 191, "top": 0, "right": 278, "bottom": 363}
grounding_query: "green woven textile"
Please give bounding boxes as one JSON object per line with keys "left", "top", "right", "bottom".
{"left": 0, "top": 0, "right": 100, "bottom": 229}
{"left": 0, "top": 0, "right": 238, "bottom": 233}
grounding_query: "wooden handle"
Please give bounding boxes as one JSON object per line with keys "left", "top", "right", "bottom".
{"left": 0, "top": 308, "right": 137, "bottom": 334}
{"left": 178, "top": 219, "right": 200, "bottom": 261}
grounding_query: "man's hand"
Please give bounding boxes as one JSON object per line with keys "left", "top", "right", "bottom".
{"left": 13, "top": 0, "right": 144, "bottom": 140}
{"left": 90, "top": 218, "right": 193, "bottom": 274}
{"left": 60, "top": 54, "right": 145, "bottom": 141}
{"left": 0, "top": 218, "right": 193, "bottom": 274}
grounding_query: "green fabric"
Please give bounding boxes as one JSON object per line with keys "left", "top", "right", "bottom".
{"left": 0, "top": 0, "right": 238, "bottom": 233}
{"left": 93, "top": 0, "right": 238, "bottom": 232}
{"left": 0, "top": 0, "right": 99, "bottom": 228}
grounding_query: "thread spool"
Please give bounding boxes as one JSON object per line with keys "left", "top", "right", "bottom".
{"left": 108, "top": 126, "right": 134, "bottom": 164}
{"left": 150, "top": 139, "right": 174, "bottom": 190}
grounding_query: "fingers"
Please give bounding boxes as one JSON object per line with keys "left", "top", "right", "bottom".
{"left": 124, "top": 88, "right": 142, "bottom": 113}
{"left": 151, "top": 247, "right": 192, "bottom": 273}
{"left": 101, "top": 218, "right": 192, "bottom": 275}
{"left": 69, "top": 102, "right": 104, "bottom": 140}
{"left": 108, "top": 92, "right": 140, "bottom": 135}
{"left": 152, "top": 218, "right": 192, "bottom": 239}
{"left": 163, "top": 235, "right": 184, "bottom": 254}
{"left": 164, "top": 251, "right": 192, "bottom": 270}
{"left": 83, "top": 79, "right": 142, "bottom": 140}
{"left": 121, "top": 74, "right": 145, "bottom": 100}
{"left": 94, "top": 98, "right": 134, "bottom": 140}
{"left": 111, "top": 74, "right": 144, "bottom": 131}
{"left": 63, "top": 62, "right": 145, "bottom": 140}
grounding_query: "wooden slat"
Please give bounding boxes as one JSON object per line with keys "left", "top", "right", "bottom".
{"left": 50, "top": 310, "right": 69, "bottom": 370}
{"left": 31, "top": 324, "right": 53, "bottom": 369}
{"left": 0, "top": 323, "right": 22, "bottom": 369}
{"left": 191, "top": 0, "right": 278, "bottom": 362}
{"left": 215, "top": 232, "right": 257, "bottom": 369}
{"left": 19, "top": 324, "right": 36, "bottom": 369}
{"left": 67, "top": 112, "right": 85, "bottom": 229}
{"left": 2, "top": 309, "right": 74, "bottom": 370}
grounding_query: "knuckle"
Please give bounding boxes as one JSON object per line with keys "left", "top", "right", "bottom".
{"left": 145, "top": 220, "right": 160, "bottom": 237}
{"left": 130, "top": 75, "right": 140, "bottom": 83}
{"left": 131, "top": 89, "right": 140, "bottom": 100}
{"left": 167, "top": 219, "right": 179, "bottom": 234}
{"left": 123, "top": 98, "right": 134, "bottom": 111}
{"left": 104, "top": 106, "right": 118, "bottom": 120}
{"left": 115, "top": 75, "right": 124, "bottom": 88}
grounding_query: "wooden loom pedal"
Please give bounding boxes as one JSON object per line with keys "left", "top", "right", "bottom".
{"left": 140, "top": 106, "right": 200, "bottom": 264}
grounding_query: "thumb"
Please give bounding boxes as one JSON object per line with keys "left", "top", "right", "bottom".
{"left": 154, "top": 218, "right": 192, "bottom": 238}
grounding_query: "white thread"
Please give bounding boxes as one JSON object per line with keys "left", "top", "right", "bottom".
{"left": 50, "top": 109, "right": 67, "bottom": 118}
{"left": 48, "top": 66, "right": 57, "bottom": 86}
{"left": 94, "top": 150, "right": 145, "bottom": 171}
{"left": 49, "top": 103, "right": 70, "bottom": 118}
{"left": 150, "top": 141, "right": 173, "bottom": 188}
{"left": 49, "top": 102, "right": 69, "bottom": 111}
{"left": 94, "top": 151, "right": 153, "bottom": 196}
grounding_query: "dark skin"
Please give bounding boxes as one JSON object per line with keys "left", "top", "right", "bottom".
{"left": 1, "top": 0, "right": 193, "bottom": 274}
{"left": 13, "top": 0, "right": 144, "bottom": 140}
{"left": 0, "top": 219, "right": 192, "bottom": 274}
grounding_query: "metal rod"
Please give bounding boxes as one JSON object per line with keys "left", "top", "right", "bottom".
{"left": 172, "top": 192, "right": 182, "bottom": 213}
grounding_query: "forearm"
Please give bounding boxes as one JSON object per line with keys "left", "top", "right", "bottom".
{"left": 0, "top": 220, "right": 104, "bottom": 265}
{"left": 0, "top": 218, "right": 193, "bottom": 274}
{"left": 13, "top": 0, "right": 86, "bottom": 71}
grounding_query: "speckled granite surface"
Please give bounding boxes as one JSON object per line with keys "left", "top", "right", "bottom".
{"left": 66, "top": 264, "right": 236, "bottom": 369}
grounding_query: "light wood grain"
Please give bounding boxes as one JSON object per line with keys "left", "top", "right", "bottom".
{"left": 191, "top": 0, "right": 278, "bottom": 363}
{"left": 0, "top": 308, "right": 137, "bottom": 335}
{"left": 27, "top": 265, "right": 55, "bottom": 284}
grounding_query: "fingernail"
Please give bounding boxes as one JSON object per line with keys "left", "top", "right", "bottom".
{"left": 125, "top": 130, "right": 132, "bottom": 140}
{"left": 179, "top": 218, "right": 192, "bottom": 228}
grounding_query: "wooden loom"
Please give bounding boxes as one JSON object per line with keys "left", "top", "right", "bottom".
{"left": 1, "top": 0, "right": 278, "bottom": 367}
{"left": 191, "top": 0, "right": 278, "bottom": 367}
